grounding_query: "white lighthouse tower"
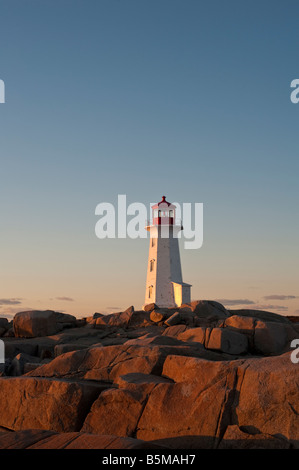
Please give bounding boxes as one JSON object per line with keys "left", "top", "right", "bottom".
{"left": 143, "top": 196, "right": 191, "bottom": 309}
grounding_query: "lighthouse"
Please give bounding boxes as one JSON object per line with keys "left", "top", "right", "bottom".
{"left": 143, "top": 196, "right": 191, "bottom": 309}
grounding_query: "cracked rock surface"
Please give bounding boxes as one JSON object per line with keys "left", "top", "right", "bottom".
{"left": 0, "top": 301, "right": 298, "bottom": 449}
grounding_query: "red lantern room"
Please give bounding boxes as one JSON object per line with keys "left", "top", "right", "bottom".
{"left": 151, "top": 196, "right": 176, "bottom": 226}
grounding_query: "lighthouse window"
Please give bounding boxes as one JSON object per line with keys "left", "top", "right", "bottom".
{"left": 158, "top": 210, "right": 161, "bottom": 217}
{"left": 148, "top": 285, "right": 153, "bottom": 298}
{"left": 169, "top": 210, "right": 173, "bottom": 217}
{"left": 151, "top": 237, "right": 155, "bottom": 247}
{"left": 150, "top": 259, "right": 154, "bottom": 272}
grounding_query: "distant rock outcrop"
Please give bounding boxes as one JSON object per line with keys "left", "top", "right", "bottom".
{"left": 13, "top": 310, "right": 77, "bottom": 338}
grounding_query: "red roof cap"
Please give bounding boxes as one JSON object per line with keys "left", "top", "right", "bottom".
{"left": 158, "top": 195, "right": 171, "bottom": 206}
{"left": 152, "top": 196, "right": 176, "bottom": 210}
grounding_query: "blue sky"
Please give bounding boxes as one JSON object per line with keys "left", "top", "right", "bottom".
{"left": 0, "top": 0, "right": 298, "bottom": 317}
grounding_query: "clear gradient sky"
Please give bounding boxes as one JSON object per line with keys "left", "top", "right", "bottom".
{"left": 0, "top": 0, "right": 298, "bottom": 318}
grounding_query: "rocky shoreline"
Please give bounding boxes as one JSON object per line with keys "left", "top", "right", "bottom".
{"left": 0, "top": 300, "right": 298, "bottom": 449}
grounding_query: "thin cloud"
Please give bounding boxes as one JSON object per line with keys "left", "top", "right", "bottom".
{"left": 263, "top": 295, "right": 298, "bottom": 301}
{"left": 106, "top": 307, "right": 122, "bottom": 310}
{"left": 216, "top": 299, "right": 255, "bottom": 306}
{"left": 0, "top": 298, "right": 22, "bottom": 305}
{"left": 0, "top": 306, "right": 34, "bottom": 319}
{"left": 55, "top": 297, "right": 75, "bottom": 302}
{"left": 250, "top": 303, "right": 288, "bottom": 312}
